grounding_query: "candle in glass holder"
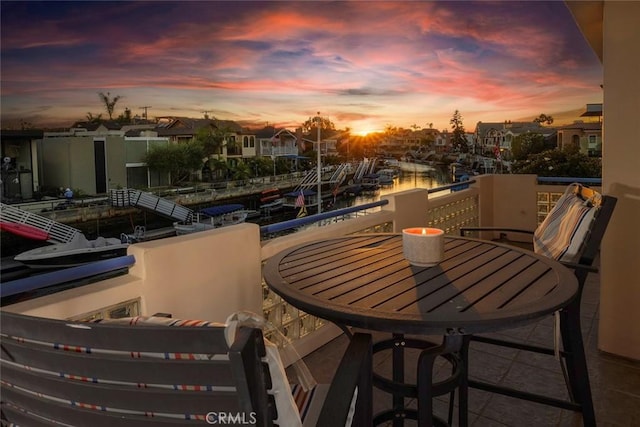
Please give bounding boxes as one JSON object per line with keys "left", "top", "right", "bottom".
{"left": 402, "top": 227, "right": 444, "bottom": 267}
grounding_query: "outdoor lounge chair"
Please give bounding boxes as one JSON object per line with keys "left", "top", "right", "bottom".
{"left": 458, "top": 182, "right": 617, "bottom": 426}
{"left": 0, "top": 311, "right": 372, "bottom": 427}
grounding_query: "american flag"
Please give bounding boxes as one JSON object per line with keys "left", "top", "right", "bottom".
{"left": 294, "top": 190, "right": 305, "bottom": 208}
{"left": 494, "top": 145, "right": 502, "bottom": 161}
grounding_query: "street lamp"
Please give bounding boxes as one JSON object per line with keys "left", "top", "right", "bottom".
{"left": 315, "top": 112, "right": 322, "bottom": 214}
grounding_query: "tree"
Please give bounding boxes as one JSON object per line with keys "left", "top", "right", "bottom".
{"left": 208, "top": 157, "right": 229, "bottom": 181}
{"left": 195, "top": 125, "right": 230, "bottom": 158}
{"left": 302, "top": 115, "right": 335, "bottom": 140}
{"left": 116, "top": 107, "right": 132, "bottom": 124}
{"left": 449, "top": 110, "right": 468, "bottom": 153}
{"left": 384, "top": 124, "right": 398, "bottom": 136}
{"left": 229, "top": 161, "right": 251, "bottom": 181}
{"left": 144, "top": 141, "right": 204, "bottom": 185}
{"left": 275, "top": 156, "right": 291, "bottom": 175}
{"left": 98, "top": 92, "right": 122, "bottom": 120}
{"left": 246, "top": 157, "right": 273, "bottom": 177}
{"left": 533, "top": 113, "right": 554, "bottom": 125}
{"left": 511, "top": 149, "right": 601, "bottom": 177}
{"left": 86, "top": 112, "right": 103, "bottom": 123}
{"left": 511, "top": 132, "right": 554, "bottom": 161}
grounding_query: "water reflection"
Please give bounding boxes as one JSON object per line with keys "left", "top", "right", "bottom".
{"left": 335, "top": 163, "right": 451, "bottom": 209}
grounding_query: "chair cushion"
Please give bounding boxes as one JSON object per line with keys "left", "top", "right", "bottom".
{"left": 533, "top": 183, "right": 602, "bottom": 263}
{"left": 225, "top": 312, "right": 303, "bottom": 426}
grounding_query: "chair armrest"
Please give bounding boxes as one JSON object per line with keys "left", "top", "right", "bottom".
{"left": 460, "top": 226, "right": 534, "bottom": 237}
{"left": 317, "top": 333, "right": 372, "bottom": 427}
{"left": 559, "top": 261, "right": 599, "bottom": 273}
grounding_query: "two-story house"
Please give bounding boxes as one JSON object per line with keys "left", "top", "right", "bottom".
{"left": 474, "top": 121, "right": 555, "bottom": 160}
{"left": 36, "top": 124, "right": 171, "bottom": 195}
{"left": 556, "top": 104, "right": 602, "bottom": 156}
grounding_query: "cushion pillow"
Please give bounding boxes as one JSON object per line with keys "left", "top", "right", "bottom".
{"left": 533, "top": 183, "right": 601, "bottom": 263}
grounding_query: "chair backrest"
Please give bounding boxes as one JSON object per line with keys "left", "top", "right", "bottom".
{"left": 533, "top": 183, "right": 617, "bottom": 269}
{"left": 0, "top": 311, "right": 275, "bottom": 426}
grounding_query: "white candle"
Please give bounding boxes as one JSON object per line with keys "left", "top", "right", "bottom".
{"left": 402, "top": 227, "right": 445, "bottom": 267}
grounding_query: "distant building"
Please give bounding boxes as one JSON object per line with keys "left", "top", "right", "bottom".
{"left": 0, "top": 129, "right": 43, "bottom": 201}
{"left": 37, "top": 126, "right": 170, "bottom": 195}
{"left": 474, "top": 121, "right": 555, "bottom": 160}
{"left": 557, "top": 122, "right": 602, "bottom": 156}
{"left": 557, "top": 104, "right": 602, "bottom": 157}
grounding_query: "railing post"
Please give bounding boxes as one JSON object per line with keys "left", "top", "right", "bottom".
{"left": 382, "top": 189, "right": 430, "bottom": 232}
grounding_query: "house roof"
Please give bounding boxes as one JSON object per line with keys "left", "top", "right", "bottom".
{"left": 70, "top": 120, "right": 123, "bottom": 131}
{"left": 254, "top": 127, "right": 296, "bottom": 139}
{"left": 0, "top": 129, "right": 44, "bottom": 139}
{"left": 475, "top": 121, "right": 552, "bottom": 137}
{"left": 154, "top": 117, "right": 244, "bottom": 136}
{"left": 558, "top": 122, "right": 602, "bottom": 131}
{"left": 580, "top": 103, "right": 603, "bottom": 117}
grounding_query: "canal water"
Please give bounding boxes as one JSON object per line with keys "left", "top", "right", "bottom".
{"left": 1, "top": 163, "right": 451, "bottom": 259}
{"left": 346, "top": 162, "right": 450, "bottom": 205}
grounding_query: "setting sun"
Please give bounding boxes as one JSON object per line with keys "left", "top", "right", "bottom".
{"left": 353, "top": 128, "right": 380, "bottom": 137}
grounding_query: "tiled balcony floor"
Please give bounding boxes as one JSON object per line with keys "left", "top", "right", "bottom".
{"left": 294, "top": 270, "right": 640, "bottom": 426}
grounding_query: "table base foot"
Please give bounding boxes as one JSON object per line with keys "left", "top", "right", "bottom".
{"left": 372, "top": 334, "right": 468, "bottom": 427}
{"left": 373, "top": 408, "right": 449, "bottom": 427}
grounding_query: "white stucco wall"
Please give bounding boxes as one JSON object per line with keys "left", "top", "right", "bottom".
{"left": 598, "top": 1, "right": 640, "bottom": 360}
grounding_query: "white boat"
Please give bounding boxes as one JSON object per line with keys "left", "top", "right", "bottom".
{"left": 14, "top": 234, "right": 129, "bottom": 269}
{"left": 260, "top": 198, "right": 285, "bottom": 215}
{"left": 239, "top": 209, "right": 261, "bottom": 220}
{"left": 173, "top": 204, "right": 248, "bottom": 235}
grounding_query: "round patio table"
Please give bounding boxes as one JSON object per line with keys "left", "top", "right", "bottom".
{"left": 262, "top": 234, "right": 579, "bottom": 426}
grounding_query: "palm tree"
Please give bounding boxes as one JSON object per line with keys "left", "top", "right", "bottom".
{"left": 86, "top": 112, "right": 103, "bottom": 123}
{"left": 209, "top": 158, "right": 229, "bottom": 181}
{"left": 98, "top": 92, "right": 121, "bottom": 120}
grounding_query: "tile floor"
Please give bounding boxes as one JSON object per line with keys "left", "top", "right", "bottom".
{"left": 293, "top": 271, "right": 640, "bottom": 426}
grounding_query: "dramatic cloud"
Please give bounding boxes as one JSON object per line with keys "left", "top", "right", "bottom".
{"left": 1, "top": 1, "right": 602, "bottom": 133}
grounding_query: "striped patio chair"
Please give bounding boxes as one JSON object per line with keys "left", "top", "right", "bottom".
{"left": 0, "top": 311, "right": 372, "bottom": 427}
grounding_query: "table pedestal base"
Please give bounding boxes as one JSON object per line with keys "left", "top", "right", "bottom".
{"left": 372, "top": 334, "right": 469, "bottom": 427}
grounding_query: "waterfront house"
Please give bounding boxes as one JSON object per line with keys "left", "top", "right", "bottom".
{"left": 555, "top": 103, "right": 603, "bottom": 157}
{"left": 36, "top": 126, "right": 170, "bottom": 196}
{"left": 256, "top": 127, "right": 298, "bottom": 159}
{"left": 474, "top": 121, "right": 555, "bottom": 160}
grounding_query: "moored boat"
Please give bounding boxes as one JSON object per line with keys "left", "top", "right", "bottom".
{"left": 14, "top": 234, "right": 129, "bottom": 269}
{"left": 259, "top": 188, "right": 282, "bottom": 204}
{"left": 173, "top": 204, "right": 248, "bottom": 235}
{"left": 0, "top": 221, "right": 50, "bottom": 241}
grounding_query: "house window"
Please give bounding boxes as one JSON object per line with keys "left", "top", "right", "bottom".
{"left": 588, "top": 135, "right": 597, "bottom": 148}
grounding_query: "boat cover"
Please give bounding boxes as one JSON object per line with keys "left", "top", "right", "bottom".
{"left": 200, "top": 204, "right": 244, "bottom": 216}
{"left": 284, "top": 189, "right": 316, "bottom": 197}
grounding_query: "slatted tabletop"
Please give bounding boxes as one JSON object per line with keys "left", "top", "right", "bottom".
{"left": 263, "top": 234, "right": 578, "bottom": 335}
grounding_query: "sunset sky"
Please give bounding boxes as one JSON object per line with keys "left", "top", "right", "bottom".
{"left": 1, "top": 1, "right": 602, "bottom": 134}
